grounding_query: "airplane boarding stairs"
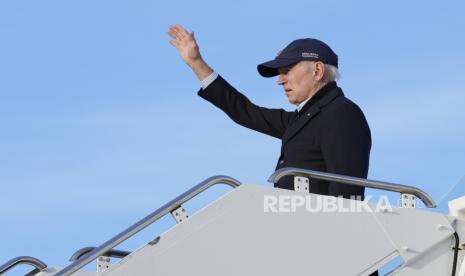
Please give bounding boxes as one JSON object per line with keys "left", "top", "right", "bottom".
{"left": 1, "top": 167, "right": 464, "bottom": 276}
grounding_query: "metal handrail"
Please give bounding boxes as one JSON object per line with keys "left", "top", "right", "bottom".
{"left": 0, "top": 256, "right": 47, "bottom": 275}
{"left": 55, "top": 175, "right": 241, "bottom": 276}
{"left": 69, "top": 247, "right": 130, "bottom": 262}
{"left": 268, "top": 167, "right": 436, "bottom": 208}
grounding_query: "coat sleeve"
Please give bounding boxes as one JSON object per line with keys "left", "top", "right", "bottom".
{"left": 320, "top": 102, "right": 372, "bottom": 198}
{"left": 198, "top": 75, "right": 293, "bottom": 139}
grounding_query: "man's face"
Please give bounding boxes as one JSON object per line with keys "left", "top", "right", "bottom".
{"left": 277, "top": 61, "right": 318, "bottom": 105}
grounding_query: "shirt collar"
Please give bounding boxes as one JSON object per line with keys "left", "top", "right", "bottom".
{"left": 295, "top": 82, "right": 338, "bottom": 113}
{"left": 296, "top": 96, "right": 312, "bottom": 112}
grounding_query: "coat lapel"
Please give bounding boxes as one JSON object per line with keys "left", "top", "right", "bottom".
{"left": 281, "top": 84, "right": 343, "bottom": 145}
{"left": 281, "top": 106, "right": 320, "bottom": 145}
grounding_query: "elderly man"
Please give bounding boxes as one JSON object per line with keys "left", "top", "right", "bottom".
{"left": 168, "top": 24, "right": 371, "bottom": 199}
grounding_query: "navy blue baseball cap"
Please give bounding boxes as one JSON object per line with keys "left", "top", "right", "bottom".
{"left": 257, "top": 38, "right": 338, "bottom": 77}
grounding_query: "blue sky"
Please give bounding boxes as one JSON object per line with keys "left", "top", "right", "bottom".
{"left": 1, "top": 0, "right": 465, "bottom": 274}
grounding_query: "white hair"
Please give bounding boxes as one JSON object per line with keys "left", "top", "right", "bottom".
{"left": 302, "top": 61, "right": 340, "bottom": 82}
{"left": 324, "top": 64, "right": 340, "bottom": 82}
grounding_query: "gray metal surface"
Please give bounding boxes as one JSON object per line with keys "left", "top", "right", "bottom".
{"left": 269, "top": 167, "right": 436, "bottom": 207}
{"left": 0, "top": 256, "right": 47, "bottom": 275}
{"left": 55, "top": 175, "right": 241, "bottom": 276}
{"left": 371, "top": 206, "right": 455, "bottom": 271}
{"left": 392, "top": 239, "right": 458, "bottom": 275}
{"left": 99, "top": 185, "right": 456, "bottom": 276}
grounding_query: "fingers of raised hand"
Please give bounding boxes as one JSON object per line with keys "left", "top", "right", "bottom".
{"left": 172, "top": 24, "right": 190, "bottom": 36}
{"left": 169, "top": 39, "right": 180, "bottom": 49}
{"left": 167, "top": 27, "right": 180, "bottom": 40}
{"left": 168, "top": 24, "right": 190, "bottom": 41}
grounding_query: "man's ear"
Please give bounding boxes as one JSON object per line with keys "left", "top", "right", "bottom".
{"left": 314, "top": 62, "right": 325, "bottom": 81}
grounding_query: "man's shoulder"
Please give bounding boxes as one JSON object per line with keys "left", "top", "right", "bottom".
{"left": 319, "top": 93, "right": 369, "bottom": 126}
{"left": 325, "top": 93, "right": 363, "bottom": 112}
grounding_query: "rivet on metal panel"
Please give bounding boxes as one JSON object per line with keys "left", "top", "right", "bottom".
{"left": 400, "top": 193, "right": 416, "bottom": 208}
{"left": 96, "top": 256, "right": 110, "bottom": 272}
{"left": 171, "top": 205, "right": 189, "bottom": 224}
{"left": 294, "top": 176, "right": 310, "bottom": 193}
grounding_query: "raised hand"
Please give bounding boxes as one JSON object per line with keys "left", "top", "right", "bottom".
{"left": 168, "top": 24, "right": 213, "bottom": 80}
{"left": 168, "top": 25, "right": 202, "bottom": 66}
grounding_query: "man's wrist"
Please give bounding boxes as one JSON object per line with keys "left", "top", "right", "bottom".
{"left": 189, "top": 57, "right": 213, "bottom": 81}
{"left": 201, "top": 72, "right": 218, "bottom": 89}
{"left": 186, "top": 57, "right": 202, "bottom": 68}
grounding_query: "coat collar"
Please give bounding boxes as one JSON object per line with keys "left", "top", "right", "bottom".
{"left": 282, "top": 82, "right": 343, "bottom": 145}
